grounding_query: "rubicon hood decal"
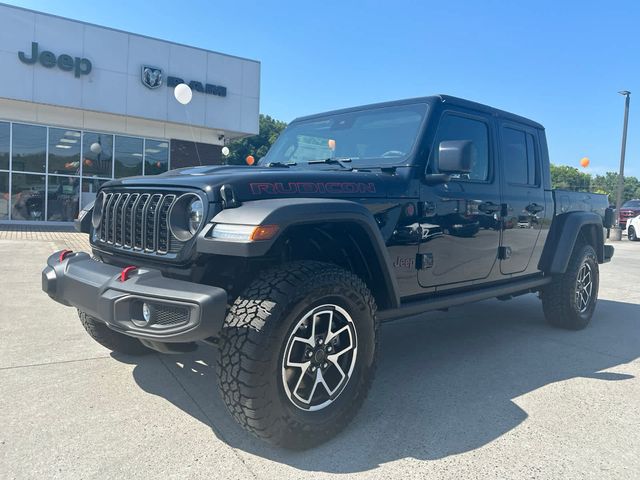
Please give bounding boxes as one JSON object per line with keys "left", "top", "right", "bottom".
{"left": 250, "top": 182, "right": 376, "bottom": 195}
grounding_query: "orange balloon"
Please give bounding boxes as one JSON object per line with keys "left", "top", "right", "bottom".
{"left": 580, "top": 157, "right": 590, "bottom": 168}
{"left": 246, "top": 155, "right": 255, "bottom": 166}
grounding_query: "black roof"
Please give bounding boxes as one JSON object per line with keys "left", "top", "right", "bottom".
{"left": 292, "top": 94, "right": 544, "bottom": 130}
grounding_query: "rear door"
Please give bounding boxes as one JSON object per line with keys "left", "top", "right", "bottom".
{"left": 498, "top": 123, "right": 546, "bottom": 274}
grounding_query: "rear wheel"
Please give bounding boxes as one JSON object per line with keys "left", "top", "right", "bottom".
{"left": 217, "top": 261, "right": 378, "bottom": 449}
{"left": 78, "top": 310, "right": 152, "bottom": 355}
{"left": 628, "top": 226, "right": 638, "bottom": 241}
{"left": 542, "top": 241, "right": 599, "bottom": 330}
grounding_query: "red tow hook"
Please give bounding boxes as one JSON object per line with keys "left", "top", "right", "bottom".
{"left": 59, "top": 249, "right": 73, "bottom": 262}
{"left": 120, "top": 266, "right": 138, "bottom": 282}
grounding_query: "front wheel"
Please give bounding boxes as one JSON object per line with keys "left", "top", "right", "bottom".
{"left": 217, "top": 261, "right": 378, "bottom": 449}
{"left": 628, "top": 226, "right": 638, "bottom": 241}
{"left": 541, "top": 242, "right": 599, "bottom": 330}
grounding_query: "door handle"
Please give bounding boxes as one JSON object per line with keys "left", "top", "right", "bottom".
{"left": 478, "top": 201, "right": 500, "bottom": 214}
{"left": 525, "top": 203, "right": 544, "bottom": 214}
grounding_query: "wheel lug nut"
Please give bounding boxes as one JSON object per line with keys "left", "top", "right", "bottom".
{"left": 306, "top": 350, "right": 313, "bottom": 358}
{"left": 327, "top": 346, "right": 332, "bottom": 352}
{"left": 323, "top": 362, "right": 328, "bottom": 369}
{"left": 318, "top": 338, "right": 323, "bottom": 345}
{"left": 311, "top": 366, "right": 317, "bottom": 372}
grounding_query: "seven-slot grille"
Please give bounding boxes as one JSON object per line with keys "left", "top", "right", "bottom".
{"left": 97, "top": 191, "right": 179, "bottom": 255}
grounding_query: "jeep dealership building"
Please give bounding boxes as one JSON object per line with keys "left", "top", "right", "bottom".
{"left": 0, "top": 3, "right": 260, "bottom": 223}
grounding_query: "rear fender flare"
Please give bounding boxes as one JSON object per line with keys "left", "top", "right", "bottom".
{"left": 541, "top": 212, "right": 604, "bottom": 274}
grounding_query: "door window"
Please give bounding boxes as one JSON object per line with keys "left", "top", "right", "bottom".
{"left": 502, "top": 127, "right": 539, "bottom": 186}
{"left": 431, "top": 114, "right": 490, "bottom": 181}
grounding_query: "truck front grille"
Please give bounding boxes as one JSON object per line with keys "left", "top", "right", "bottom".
{"left": 97, "top": 191, "right": 180, "bottom": 255}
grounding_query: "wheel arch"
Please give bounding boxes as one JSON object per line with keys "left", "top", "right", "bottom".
{"left": 197, "top": 198, "right": 400, "bottom": 309}
{"left": 540, "top": 211, "right": 605, "bottom": 274}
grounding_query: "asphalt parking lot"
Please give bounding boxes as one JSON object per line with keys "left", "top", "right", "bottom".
{"left": 1, "top": 230, "right": 639, "bottom": 479}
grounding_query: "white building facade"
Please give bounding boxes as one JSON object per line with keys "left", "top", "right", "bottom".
{"left": 0, "top": 3, "right": 260, "bottom": 223}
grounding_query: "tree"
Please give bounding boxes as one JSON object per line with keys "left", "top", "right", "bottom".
{"left": 549, "top": 164, "right": 591, "bottom": 191}
{"left": 592, "top": 172, "right": 640, "bottom": 204}
{"left": 225, "top": 114, "right": 287, "bottom": 165}
{"left": 550, "top": 164, "right": 640, "bottom": 205}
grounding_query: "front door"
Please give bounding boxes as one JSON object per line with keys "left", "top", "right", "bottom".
{"left": 498, "top": 123, "right": 546, "bottom": 274}
{"left": 418, "top": 111, "right": 501, "bottom": 288}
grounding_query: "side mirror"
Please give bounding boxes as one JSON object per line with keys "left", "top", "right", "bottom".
{"left": 438, "top": 140, "right": 473, "bottom": 174}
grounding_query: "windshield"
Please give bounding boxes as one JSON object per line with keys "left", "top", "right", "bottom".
{"left": 259, "top": 103, "right": 428, "bottom": 167}
{"left": 622, "top": 200, "right": 640, "bottom": 208}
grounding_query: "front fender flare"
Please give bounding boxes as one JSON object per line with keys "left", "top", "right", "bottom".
{"left": 197, "top": 198, "right": 400, "bottom": 308}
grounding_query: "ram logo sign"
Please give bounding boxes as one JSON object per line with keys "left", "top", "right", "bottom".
{"left": 141, "top": 66, "right": 163, "bottom": 89}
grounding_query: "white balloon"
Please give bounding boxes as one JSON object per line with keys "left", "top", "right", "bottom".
{"left": 90, "top": 142, "right": 102, "bottom": 154}
{"left": 174, "top": 83, "right": 193, "bottom": 105}
{"left": 221, "top": 146, "right": 230, "bottom": 156}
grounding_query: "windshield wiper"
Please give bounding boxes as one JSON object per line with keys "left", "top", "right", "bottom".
{"left": 265, "top": 161, "right": 297, "bottom": 168}
{"left": 307, "top": 157, "right": 353, "bottom": 169}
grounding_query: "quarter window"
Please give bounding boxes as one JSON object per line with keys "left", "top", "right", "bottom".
{"left": 432, "top": 114, "right": 489, "bottom": 181}
{"left": 502, "top": 127, "right": 538, "bottom": 186}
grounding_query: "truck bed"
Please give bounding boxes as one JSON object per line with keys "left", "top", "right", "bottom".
{"left": 552, "top": 190, "right": 609, "bottom": 218}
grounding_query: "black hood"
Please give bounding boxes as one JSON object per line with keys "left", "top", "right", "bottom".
{"left": 104, "top": 164, "right": 418, "bottom": 202}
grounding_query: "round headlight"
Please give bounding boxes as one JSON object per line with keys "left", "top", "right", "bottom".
{"left": 169, "top": 193, "right": 206, "bottom": 241}
{"left": 92, "top": 192, "right": 105, "bottom": 228}
{"left": 188, "top": 198, "right": 204, "bottom": 235}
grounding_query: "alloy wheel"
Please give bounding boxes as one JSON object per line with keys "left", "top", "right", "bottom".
{"left": 575, "top": 262, "right": 593, "bottom": 313}
{"left": 281, "top": 304, "right": 358, "bottom": 411}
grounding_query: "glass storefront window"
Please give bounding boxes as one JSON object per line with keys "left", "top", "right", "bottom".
{"left": 47, "top": 175, "right": 79, "bottom": 221}
{"left": 81, "top": 177, "right": 109, "bottom": 209}
{"left": 11, "top": 173, "right": 46, "bottom": 221}
{"left": 0, "top": 172, "right": 8, "bottom": 220}
{"left": 82, "top": 132, "right": 113, "bottom": 178}
{"left": 49, "top": 128, "right": 81, "bottom": 175}
{"left": 144, "top": 139, "right": 169, "bottom": 175}
{"left": 114, "top": 136, "right": 143, "bottom": 178}
{"left": 12, "top": 123, "right": 46, "bottom": 173}
{"left": 0, "top": 122, "right": 9, "bottom": 170}
{"left": 0, "top": 121, "right": 171, "bottom": 222}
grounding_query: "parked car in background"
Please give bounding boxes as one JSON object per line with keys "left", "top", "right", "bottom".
{"left": 619, "top": 199, "right": 640, "bottom": 229}
{"left": 627, "top": 214, "right": 640, "bottom": 241}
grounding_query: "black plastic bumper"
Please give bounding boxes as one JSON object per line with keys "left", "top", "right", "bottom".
{"left": 42, "top": 251, "right": 228, "bottom": 342}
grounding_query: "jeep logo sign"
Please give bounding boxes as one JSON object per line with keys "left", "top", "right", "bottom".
{"left": 18, "top": 42, "right": 92, "bottom": 78}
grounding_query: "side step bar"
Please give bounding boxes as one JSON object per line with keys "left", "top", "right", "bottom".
{"left": 377, "top": 275, "right": 552, "bottom": 322}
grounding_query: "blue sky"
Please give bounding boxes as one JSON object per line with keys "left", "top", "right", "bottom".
{"left": 5, "top": 0, "right": 640, "bottom": 175}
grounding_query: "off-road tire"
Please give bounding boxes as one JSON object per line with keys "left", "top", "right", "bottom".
{"left": 628, "top": 226, "right": 638, "bottom": 241}
{"left": 78, "top": 310, "right": 152, "bottom": 355}
{"left": 217, "top": 261, "right": 378, "bottom": 449}
{"left": 542, "top": 241, "right": 599, "bottom": 330}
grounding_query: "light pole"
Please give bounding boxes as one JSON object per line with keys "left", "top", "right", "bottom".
{"left": 612, "top": 90, "right": 631, "bottom": 241}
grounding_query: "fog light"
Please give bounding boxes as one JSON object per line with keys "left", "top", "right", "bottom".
{"left": 142, "top": 303, "right": 151, "bottom": 324}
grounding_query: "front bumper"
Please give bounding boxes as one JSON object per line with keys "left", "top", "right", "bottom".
{"left": 42, "top": 251, "right": 228, "bottom": 342}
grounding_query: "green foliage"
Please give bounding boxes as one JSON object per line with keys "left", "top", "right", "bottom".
{"left": 549, "top": 164, "right": 591, "bottom": 191}
{"left": 551, "top": 164, "right": 640, "bottom": 204}
{"left": 224, "top": 114, "right": 287, "bottom": 165}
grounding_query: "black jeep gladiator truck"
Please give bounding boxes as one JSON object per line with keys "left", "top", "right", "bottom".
{"left": 42, "top": 95, "right": 614, "bottom": 448}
